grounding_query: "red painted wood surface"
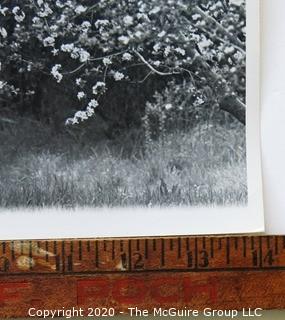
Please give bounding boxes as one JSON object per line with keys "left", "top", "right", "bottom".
{"left": 0, "top": 236, "right": 284, "bottom": 318}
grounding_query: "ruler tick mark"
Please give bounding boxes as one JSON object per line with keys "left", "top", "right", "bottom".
{"left": 95, "top": 241, "right": 99, "bottom": 268}
{"left": 153, "top": 239, "right": 156, "bottom": 251}
{"left": 186, "top": 238, "right": 190, "bottom": 251}
{"left": 178, "top": 238, "right": 181, "bottom": 259}
{"left": 2, "top": 242, "right": 6, "bottom": 254}
{"left": 266, "top": 237, "right": 271, "bottom": 249}
{"left": 259, "top": 237, "right": 263, "bottom": 268}
{"left": 194, "top": 238, "right": 198, "bottom": 269}
{"left": 234, "top": 238, "right": 239, "bottom": 250}
{"left": 53, "top": 241, "right": 57, "bottom": 255}
{"left": 145, "top": 239, "right": 148, "bottom": 259}
{"left": 45, "top": 242, "right": 49, "bottom": 262}
{"left": 128, "top": 240, "right": 132, "bottom": 271}
{"left": 170, "top": 239, "right": 174, "bottom": 251}
{"left": 161, "top": 239, "right": 165, "bottom": 267}
{"left": 210, "top": 238, "right": 214, "bottom": 258}
{"left": 218, "top": 238, "right": 222, "bottom": 250}
{"left": 120, "top": 241, "right": 124, "bottom": 252}
{"left": 29, "top": 241, "right": 33, "bottom": 270}
{"left": 11, "top": 241, "right": 15, "bottom": 260}
{"left": 243, "top": 237, "right": 247, "bottom": 258}
{"left": 251, "top": 237, "right": 255, "bottom": 250}
{"left": 226, "top": 238, "right": 230, "bottom": 265}
{"left": 61, "top": 242, "right": 65, "bottom": 273}
{"left": 67, "top": 255, "right": 73, "bottom": 272}
{"left": 79, "top": 241, "right": 82, "bottom": 260}
{"left": 37, "top": 241, "right": 41, "bottom": 255}
{"left": 275, "top": 237, "right": 279, "bottom": 255}
{"left": 21, "top": 241, "right": 24, "bottom": 255}
{"left": 56, "top": 255, "right": 60, "bottom": 272}
{"left": 112, "top": 240, "right": 115, "bottom": 260}
{"left": 202, "top": 237, "right": 206, "bottom": 249}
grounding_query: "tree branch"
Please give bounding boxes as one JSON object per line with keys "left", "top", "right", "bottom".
{"left": 182, "top": 6, "right": 246, "bottom": 53}
{"left": 133, "top": 50, "right": 180, "bottom": 76}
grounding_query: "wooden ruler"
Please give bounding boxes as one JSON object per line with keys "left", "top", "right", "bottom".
{"left": 1, "top": 236, "right": 285, "bottom": 318}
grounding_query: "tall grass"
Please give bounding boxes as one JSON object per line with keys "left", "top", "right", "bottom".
{"left": 0, "top": 118, "right": 247, "bottom": 208}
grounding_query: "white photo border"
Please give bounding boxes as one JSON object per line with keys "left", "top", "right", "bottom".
{"left": 0, "top": 0, "right": 264, "bottom": 240}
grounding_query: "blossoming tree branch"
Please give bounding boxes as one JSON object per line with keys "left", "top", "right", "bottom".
{"left": 0, "top": 0, "right": 246, "bottom": 126}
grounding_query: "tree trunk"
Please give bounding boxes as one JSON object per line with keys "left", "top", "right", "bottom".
{"left": 220, "top": 95, "right": 246, "bottom": 125}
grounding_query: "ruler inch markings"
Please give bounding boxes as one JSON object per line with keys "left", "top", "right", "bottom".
{"left": 2, "top": 236, "right": 285, "bottom": 275}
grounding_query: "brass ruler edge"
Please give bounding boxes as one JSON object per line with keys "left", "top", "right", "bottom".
{"left": 0, "top": 233, "right": 271, "bottom": 242}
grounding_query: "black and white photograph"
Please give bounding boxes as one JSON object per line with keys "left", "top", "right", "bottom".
{"left": 0, "top": 0, "right": 263, "bottom": 237}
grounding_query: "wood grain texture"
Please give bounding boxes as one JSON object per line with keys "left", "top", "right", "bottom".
{"left": 0, "top": 236, "right": 285, "bottom": 318}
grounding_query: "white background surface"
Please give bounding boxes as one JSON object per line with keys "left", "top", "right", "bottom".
{"left": 261, "top": 0, "right": 285, "bottom": 233}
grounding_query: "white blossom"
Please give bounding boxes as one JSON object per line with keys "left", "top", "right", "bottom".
{"left": 192, "top": 14, "right": 201, "bottom": 21}
{"left": 32, "top": 17, "right": 41, "bottom": 24}
{"left": 12, "top": 7, "right": 25, "bottom": 22}
{"left": 103, "top": 57, "right": 112, "bottom": 66}
{"left": 0, "top": 6, "right": 8, "bottom": 16}
{"left": 86, "top": 106, "right": 95, "bottom": 117}
{"left": 153, "top": 43, "right": 161, "bottom": 52}
{"left": 165, "top": 103, "right": 173, "bottom": 110}
{"left": 78, "top": 49, "right": 90, "bottom": 62}
{"left": 65, "top": 118, "right": 76, "bottom": 125}
{"left": 175, "top": 48, "right": 186, "bottom": 56}
{"left": 94, "top": 20, "right": 109, "bottom": 28}
{"left": 158, "top": 31, "right": 166, "bottom": 38}
{"left": 149, "top": 7, "right": 160, "bottom": 14}
{"left": 43, "top": 36, "right": 55, "bottom": 47}
{"left": 122, "top": 53, "right": 132, "bottom": 61}
{"left": 61, "top": 43, "right": 74, "bottom": 53}
{"left": 198, "top": 38, "right": 213, "bottom": 52}
{"left": 123, "top": 15, "right": 134, "bottom": 26}
{"left": 0, "top": 81, "right": 7, "bottom": 89}
{"left": 194, "top": 96, "right": 204, "bottom": 106}
{"left": 55, "top": 1, "right": 65, "bottom": 8}
{"left": 164, "top": 46, "right": 171, "bottom": 57}
{"left": 51, "top": 48, "right": 59, "bottom": 56}
{"left": 234, "top": 51, "right": 243, "bottom": 61}
{"left": 0, "top": 27, "right": 7, "bottom": 38}
{"left": 76, "top": 78, "right": 82, "bottom": 86}
{"left": 114, "top": 72, "right": 124, "bottom": 81}
{"left": 37, "top": 3, "right": 53, "bottom": 17}
{"left": 75, "top": 5, "right": 87, "bottom": 14}
{"left": 92, "top": 82, "right": 106, "bottom": 95}
{"left": 224, "top": 46, "right": 235, "bottom": 54}
{"left": 12, "top": 6, "right": 20, "bottom": 15}
{"left": 88, "top": 99, "right": 99, "bottom": 108}
{"left": 81, "top": 21, "right": 91, "bottom": 32}
{"left": 51, "top": 64, "right": 63, "bottom": 83}
{"left": 118, "top": 35, "right": 130, "bottom": 45}
{"left": 77, "top": 91, "right": 85, "bottom": 100}
{"left": 75, "top": 110, "right": 88, "bottom": 121}
{"left": 134, "top": 31, "right": 143, "bottom": 39}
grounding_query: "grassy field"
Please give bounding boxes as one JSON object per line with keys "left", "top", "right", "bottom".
{"left": 0, "top": 118, "right": 247, "bottom": 208}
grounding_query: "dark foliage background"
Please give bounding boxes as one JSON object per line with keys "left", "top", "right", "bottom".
{"left": 0, "top": 0, "right": 246, "bottom": 135}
